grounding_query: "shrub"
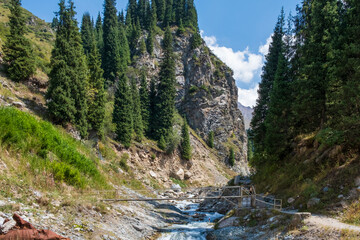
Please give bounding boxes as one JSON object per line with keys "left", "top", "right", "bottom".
{"left": 208, "top": 131, "right": 214, "bottom": 148}
{"left": 229, "top": 147, "right": 235, "bottom": 166}
{"left": 119, "top": 153, "right": 130, "bottom": 172}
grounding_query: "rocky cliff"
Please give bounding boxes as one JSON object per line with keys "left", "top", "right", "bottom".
{"left": 134, "top": 28, "right": 249, "bottom": 175}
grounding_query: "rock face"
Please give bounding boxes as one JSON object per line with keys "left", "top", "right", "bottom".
{"left": 134, "top": 30, "right": 248, "bottom": 173}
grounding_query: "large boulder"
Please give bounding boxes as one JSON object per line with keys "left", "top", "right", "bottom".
{"left": 206, "top": 227, "right": 245, "bottom": 240}
{"left": 216, "top": 217, "right": 239, "bottom": 229}
{"left": 171, "top": 168, "right": 185, "bottom": 181}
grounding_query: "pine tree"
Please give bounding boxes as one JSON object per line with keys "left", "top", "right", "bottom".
{"left": 185, "top": 0, "right": 198, "bottom": 30}
{"left": 208, "top": 131, "right": 214, "bottom": 148}
{"left": 153, "top": 27, "right": 176, "bottom": 139}
{"left": 149, "top": 77, "right": 157, "bottom": 138}
{"left": 137, "top": 0, "right": 147, "bottom": 28}
{"left": 113, "top": 73, "right": 133, "bottom": 148}
{"left": 146, "top": 28, "right": 154, "bottom": 55}
{"left": 139, "top": 38, "right": 147, "bottom": 55}
{"left": 51, "top": 17, "right": 59, "bottom": 29}
{"left": 150, "top": 0, "right": 158, "bottom": 30}
{"left": 251, "top": 9, "right": 285, "bottom": 152}
{"left": 190, "top": 30, "right": 202, "bottom": 49}
{"left": 118, "top": 22, "right": 131, "bottom": 73}
{"left": 80, "top": 12, "right": 93, "bottom": 56}
{"left": 3, "top": 0, "right": 35, "bottom": 82}
{"left": 163, "top": 0, "right": 173, "bottom": 27}
{"left": 46, "top": 0, "right": 88, "bottom": 137}
{"left": 130, "top": 77, "right": 144, "bottom": 141}
{"left": 174, "top": 0, "right": 185, "bottom": 26}
{"left": 229, "top": 147, "right": 235, "bottom": 166}
{"left": 158, "top": 135, "right": 166, "bottom": 150}
{"left": 102, "top": 0, "right": 121, "bottom": 83}
{"left": 155, "top": 0, "right": 165, "bottom": 23}
{"left": 139, "top": 71, "right": 150, "bottom": 134}
{"left": 292, "top": 0, "right": 339, "bottom": 133}
{"left": 127, "top": 0, "right": 137, "bottom": 24}
{"left": 95, "top": 13, "right": 104, "bottom": 56}
{"left": 181, "top": 118, "right": 191, "bottom": 160}
{"left": 87, "top": 29, "right": 105, "bottom": 137}
{"left": 177, "top": 19, "right": 185, "bottom": 35}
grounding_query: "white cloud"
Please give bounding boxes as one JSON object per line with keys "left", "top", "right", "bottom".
{"left": 238, "top": 85, "right": 259, "bottom": 108}
{"left": 202, "top": 34, "right": 263, "bottom": 84}
{"left": 259, "top": 35, "right": 272, "bottom": 56}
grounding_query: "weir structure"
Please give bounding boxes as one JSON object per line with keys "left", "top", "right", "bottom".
{"left": 96, "top": 186, "right": 282, "bottom": 211}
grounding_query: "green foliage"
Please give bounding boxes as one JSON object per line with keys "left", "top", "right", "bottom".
{"left": 170, "top": 177, "right": 187, "bottom": 188}
{"left": 87, "top": 33, "right": 106, "bottom": 137}
{"left": 119, "top": 153, "right": 130, "bottom": 172}
{"left": 158, "top": 135, "right": 166, "bottom": 150}
{"left": 208, "top": 131, "right": 214, "bottom": 148}
{"left": 0, "top": 107, "right": 106, "bottom": 188}
{"left": 190, "top": 31, "right": 202, "bottom": 49}
{"left": 130, "top": 77, "right": 144, "bottom": 141}
{"left": 113, "top": 73, "right": 133, "bottom": 148}
{"left": 102, "top": 0, "right": 121, "bottom": 82}
{"left": 139, "top": 71, "right": 150, "bottom": 134}
{"left": 80, "top": 13, "right": 93, "bottom": 56}
{"left": 3, "top": 0, "right": 35, "bottom": 81}
{"left": 165, "top": 128, "right": 181, "bottom": 154}
{"left": 46, "top": 0, "right": 88, "bottom": 138}
{"left": 315, "top": 128, "right": 344, "bottom": 148}
{"left": 146, "top": 26, "right": 154, "bottom": 55}
{"left": 181, "top": 118, "right": 192, "bottom": 160}
{"left": 229, "top": 147, "right": 235, "bottom": 166}
{"left": 152, "top": 27, "right": 176, "bottom": 139}
{"left": 139, "top": 38, "right": 146, "bottom": 55}
{"left": 95, "top": 13, "right": 104, "bottom": 56}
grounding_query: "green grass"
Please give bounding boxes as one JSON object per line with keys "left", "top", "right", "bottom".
{"left": 170, "top": 177, "right": 187, "bottom": 188}
{"left": 0, "top": 107, "right": 107, "bottom": 189}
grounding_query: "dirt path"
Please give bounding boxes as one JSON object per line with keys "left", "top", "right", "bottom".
{"left": 305, "top": 215, "right": 360, "bottom": 232}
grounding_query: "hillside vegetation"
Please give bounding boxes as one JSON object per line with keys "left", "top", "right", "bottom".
{"left": 250, "top": 0, "right": 360, "bottom": 220}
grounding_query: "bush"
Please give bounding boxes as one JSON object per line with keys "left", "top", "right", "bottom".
{"left": 229, "top": 147, "right": 235, "bottom": 166}
{"left": 0, "top": 107, "right": 106, "bottom": 188}
{"left": 119, "top": 153, "right": 130, "bottom": 172}
{"left": 166, "top": 130, "right": 181, "bottom": 155}
{"left": 208, "top": 131, "right": 214, "bottom": 148}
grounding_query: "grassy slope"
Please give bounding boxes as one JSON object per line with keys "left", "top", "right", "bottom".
{"left": 252, "top": 130, "right": 360, "bottom": 223}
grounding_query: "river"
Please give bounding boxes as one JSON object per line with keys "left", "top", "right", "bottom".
{"left": 157, "top": 199, "right": 223, "bottom": 240}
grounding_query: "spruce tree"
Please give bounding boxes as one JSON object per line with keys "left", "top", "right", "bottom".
{"left": 229, "top": 147, "right": 235, "bottom": 166}
{"left": 95, "top": 13, "right": 104, "bottom": 56}
{"left": 153, "top": 27, "right": 176, "bottom": 140}
{"left": 137, "top": 0, "right": 147, "bottom": 28}
{"left": 139, "top": 38, "right": 147, "bottom": 55}
{"left": 130, "top": 77, "right": 144, "bottom": 141}
{"left": 3, "top": 0, "right": 35, "bottom": 82}
{"left": 163, "top": 0, "right": 174, "bottom": 27}
{"left": 80, "top": 13, "right": 93, "bottom": 56}
{"left": 185, "top": 0, "right": 198, "bottom": 30}
{"left": 102, "top": 0, "right": 121, "bottom": 83}
{"left": 251, "top": 10, "right": 285, "bottom": 152}
{"left": 155, "top": 0, "right": 165, "bottom": 23}
{"left": 139, "top": 71, "right": 150, "bottom": 135}
{"left": 46, "top": 0, "right": 88, "bottom": 137}
{"left": 208, "top": 131, "right": 214, "bottom": 148}
{"left": 146, "top": 28, "right": 154, "bottom": 55}
{"left": 113, "top": 73, "right": 133, "bottom": 148}
{"left": 174, "top": 0, "right": 185, "bottom": 26}
{"left": 292, "top": 0, "right": 339, "bottom": 132}
{"left": 87, "top": 30, "right": 105, "bottom": 137}
{"left": 118, "top": 22, "right": 131, "bottom": 73}
{"left": 149, "top": 77, "right": 157, "bottom": 138}
{"left": 181, "top": 118, "right": 192, "bottom": 160}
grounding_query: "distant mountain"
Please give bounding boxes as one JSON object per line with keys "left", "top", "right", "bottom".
{"left": 238, "top": 103, "right": 253, "bottom": 130}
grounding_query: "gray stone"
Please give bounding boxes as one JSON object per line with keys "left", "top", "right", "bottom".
{"left": 0, "top": 219, "right": 16, "bottom": 234}
{"left": 171, "top": 168, "right": 184, "bottom": 181}
{"left": 307, "top": 198, "right": 321, "bottom": 208}
{"left": 206, "top": 226, "right": 245, "bottom": 240}
{"left": 216, "top": 217, "right": 239, "bottom": 229}
{"left": 184, "top": 170, "right": 192, "bottom": 179}
{"left": 171, "top": 184, "right": 181, "bottom": 192}
{"left": 287, "top": 197, "right": 295, "bottom": 204}
{"left": 12, "top": 101, "right": 25, "bottom": 108}
{"left": 338, "top": 194, "right": 344, "bottom": 199}
{"left": 149, "top": 171, "right": 157, "bottom": 178}
{"left": 323, "top": 187, "right": 329, "bottom": 192}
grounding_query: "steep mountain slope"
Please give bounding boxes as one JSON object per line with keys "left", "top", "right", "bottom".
{"left": 238, "top": 102, "right": 253, "bottom": 130}
{"left": 133, "top": 29, "right": 249, "bottom": 175}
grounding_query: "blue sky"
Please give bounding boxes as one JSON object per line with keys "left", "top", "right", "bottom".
{"left": 22, "top": 0, "right": 300, "bottom": 107}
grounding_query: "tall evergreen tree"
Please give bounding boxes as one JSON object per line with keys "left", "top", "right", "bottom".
{"left": 251, "top": 9, "right": 285, "bottom": 152}
{"left": 292, "top": 0, "right": 339, "bottom": 132}
{"left": 174, "top": 0, "right": 185, "bottom": 25}
{"left": 87, "top": 29, "right": 105, "bottom": 137}
{"left": 185, "top": 0, "right": 198, "bottom": 30}
{"left": 146, "top": 28, "right": 154, "bottom": 55}
{"left": 137, "top": 0, "right": 147, "bottom": 28}
{"left": 155, "top": 0, "right": 165, "bottom": 23}
{"left": 130, "top": 77, "right": 144, "bottom": 141}
{"left": 118, "top": 22, "right": 131, "bottom": 73}
{"left": 46, "top": 0, "right": 88, "bottom": 137}
{"left": 102, "top": 0, "right": 121, "bottom": 83}
{"left": 139, "top": 71, "right": 150, "bottom": 135}
{"left": 127, "top": 0, "right": 138, "bottom": 24}
{"left": 113, "top": 73, "right": 133, "bottom": 148}
{"left": 181, "top": 118, "right": 192, "bottom": 160}
{"left": 153, "top": 27, "right": 176, "bottom": 139}
{"left": 3, "top": 0, "right": 35, "bottom": 81}
{"left": 95, "top": 13, "right": 104, "bottom": 56}
{"left": 163, "top": 0, "right": 174, "bottom": 27}
{"left": 149, "top": 77, "right": 157, "bottom": 138}
{"left": 80, "top": 12, "right": 93, "bottom": 56}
